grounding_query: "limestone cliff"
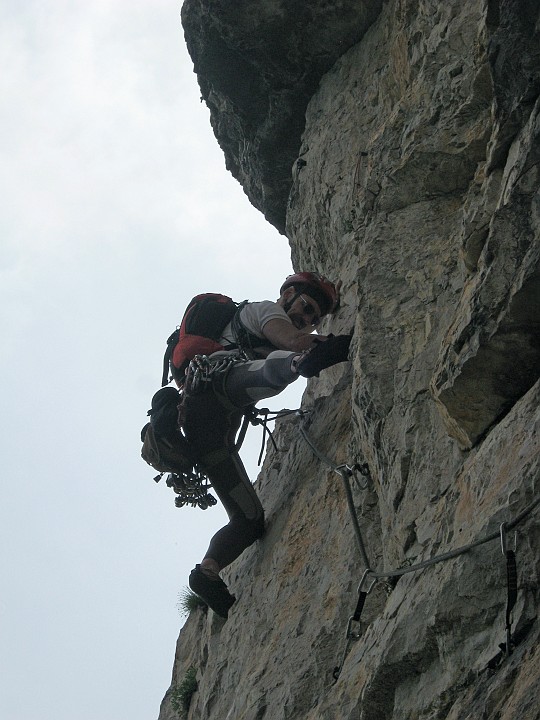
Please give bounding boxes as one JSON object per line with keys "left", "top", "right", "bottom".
{"left": 160, "top": 1, "right": 540, "bottom": 718}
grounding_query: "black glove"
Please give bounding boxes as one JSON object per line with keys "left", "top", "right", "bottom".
{"left": 296, "top": 334, "right": 353, "bottom": 378}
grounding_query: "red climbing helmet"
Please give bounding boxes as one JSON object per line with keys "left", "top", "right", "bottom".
{"left": 280, "top": 272, "right": 339, "bottom": 315}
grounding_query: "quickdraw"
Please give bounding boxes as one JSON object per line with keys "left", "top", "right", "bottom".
{"left": 183, "top": 353, "right": 244, "bottom": 395}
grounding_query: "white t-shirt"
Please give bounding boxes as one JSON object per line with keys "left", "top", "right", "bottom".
{"left": 220, "top": 301, "right": 291, "bottom": 346}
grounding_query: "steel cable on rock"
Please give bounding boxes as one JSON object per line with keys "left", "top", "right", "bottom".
{"left": 298, "top": 423, "right": 372, "bottom": 569}
{"left": 298, "top": 417, "right": 540, "bottom": 580}
{"left": 295, "top": 416, "right": 540, "bottom": 682}
{"left": 366, "top": 494, "right": 540, "bottom": 580}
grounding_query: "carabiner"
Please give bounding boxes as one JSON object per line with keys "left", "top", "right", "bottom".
{"left": 500, "top": 522, "right": 517, "bottom": 556}
{"left": 359, "top": 568, "right": 377, "bottom": 595}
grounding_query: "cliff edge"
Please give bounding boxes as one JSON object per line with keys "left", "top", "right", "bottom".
{"left": 160, "top": 1, "right": 540, "bottom": 718}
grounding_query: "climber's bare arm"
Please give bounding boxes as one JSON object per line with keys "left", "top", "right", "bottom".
{"left": 262, "top": 319, "right": 327, "bottom": 352}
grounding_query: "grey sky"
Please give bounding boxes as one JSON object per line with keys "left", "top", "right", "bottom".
{"left": 0, "top": 3, "right": 304, "bottom": 719}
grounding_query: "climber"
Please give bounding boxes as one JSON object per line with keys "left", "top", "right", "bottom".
{"left": 182, "top": 272, "right": 353, "bottom": 618}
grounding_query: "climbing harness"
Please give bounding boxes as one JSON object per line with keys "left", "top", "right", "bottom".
{"left": 294, "top": 416, "right": 540, "bottom": 683}
{"left": 156, "top": 357, "right": 298, "bottom": 510}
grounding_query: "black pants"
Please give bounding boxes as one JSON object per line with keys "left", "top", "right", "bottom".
{"left": 183, "top": 351, "right": 298, "bottom": 568}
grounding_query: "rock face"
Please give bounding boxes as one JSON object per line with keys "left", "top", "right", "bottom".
{"left": 181, "top": 0, "right": 383, "bottom": 233}
{"left": 162, "top": 1, "right": 540, "bottom": 718}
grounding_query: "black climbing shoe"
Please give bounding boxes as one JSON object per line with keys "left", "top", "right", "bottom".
{"left": 188, "top": 565, "right": 236, "bottom": 619}
{"left": 296, "top": 334, "right": 353, "bottom": 378}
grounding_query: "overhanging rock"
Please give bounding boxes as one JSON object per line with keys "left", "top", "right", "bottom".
{"left": 181, "top": 0, "right": 383, "bottom": 233}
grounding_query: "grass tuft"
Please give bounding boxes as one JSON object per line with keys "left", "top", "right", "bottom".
{"left": 177, "top": 587, "right": 207, "bottom": 617}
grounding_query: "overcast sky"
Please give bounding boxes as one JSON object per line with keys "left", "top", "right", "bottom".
{"left": 0, "top": 3, "right": 304, "bottom": 719}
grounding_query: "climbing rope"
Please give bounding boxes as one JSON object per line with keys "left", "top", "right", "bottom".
{"left": 247, "top": 407, "right": 303, "bottom": 465}
{"left": 169, "top": 391, "right": 536, "bottom": 676}
{"left": 213, "top": 405, "right": 304, "bottom": 472}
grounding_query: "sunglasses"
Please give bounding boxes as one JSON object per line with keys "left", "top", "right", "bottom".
{"left": 299, "top": 295, "right": 321, "bottom": 327}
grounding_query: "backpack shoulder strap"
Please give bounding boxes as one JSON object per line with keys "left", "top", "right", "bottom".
{"left": 162, "top": 328, "right": 180, "bottom": 387}
{"left": 231, "top": 301, "right": 275, "bottom": 357}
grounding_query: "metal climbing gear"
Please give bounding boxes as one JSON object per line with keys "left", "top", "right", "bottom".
{"left": 245, "top": 407, "right": 294, "bottom": 464}
{"left": 165, "top": 469, "right": 218, "bottom": 510}
{"left": 329, "top": 495, "right": 539, "bottom": 681}
{"left": 333, "top": 569, "right": 377, "bottom": 682}
{"left": 500, "top": 522, "right": 518, "bottom": 657}
{"left": 294, "top": 416, "right": 540, "bottom": 684}
{"left": 183, "top": 353, "right": 244, "bottom": 396}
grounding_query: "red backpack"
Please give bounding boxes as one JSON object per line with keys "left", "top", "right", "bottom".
{"left": 162, "top": 294, "right": 242, "bottom": 386}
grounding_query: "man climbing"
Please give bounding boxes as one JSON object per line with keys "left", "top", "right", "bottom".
{"left": 176, "top": 273, "right": 352, "bottom": 618}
